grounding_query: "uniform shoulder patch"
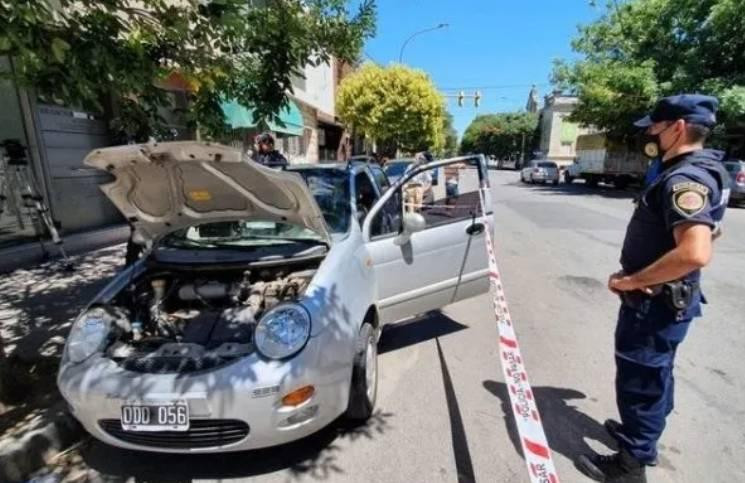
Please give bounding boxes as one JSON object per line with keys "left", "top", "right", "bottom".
{"left": 671, "top": 184, "right": 708, "bottom": 217}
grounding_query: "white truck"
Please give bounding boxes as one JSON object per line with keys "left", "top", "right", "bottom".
{"left": 564, "top": 133, "right": 649, "bottom": 189}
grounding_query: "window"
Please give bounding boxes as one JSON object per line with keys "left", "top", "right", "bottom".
{"left": 354, "top": 172, "right": 379, "bottom": 225}
{"left": 290, "top": 168, "right": 351, "bottom": 233}
{"left": 369, "top": 161, "right": 482, "bottom": 238}
{"left": 370, "top": 166, "right": 390, "bottom": 193}
{"left": 538, "top": 162, "right": 557, "bottom": 168}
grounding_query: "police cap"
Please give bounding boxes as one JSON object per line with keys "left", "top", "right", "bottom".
{"left": 634, "top": 94, "right": 719, "bottom": 128}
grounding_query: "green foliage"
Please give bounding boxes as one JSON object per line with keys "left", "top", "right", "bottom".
{"left": 0, "top": 0, "right": 376, "bottom": 141}
{"left": 459, "top": 112, "right": 538, "bottom": 159}
{"left": 440, "top": 111, "right": 458, "bottom": 157}
{"left": 336, "top": 64, "right": 446, "bottom": 153}
{"left": 554, "top": 0, "right": 745, "bottom": 139}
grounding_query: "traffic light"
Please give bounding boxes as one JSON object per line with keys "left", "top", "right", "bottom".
{"left": 458, "top": 91, "right": 465, "bottom": 107}
{"left": 474, "top": 91, "right": 481, "bottom": 107}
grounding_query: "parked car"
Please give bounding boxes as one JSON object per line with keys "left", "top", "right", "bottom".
{"left": 725, "top": 160, "right": 745, "bottom": 207}
{"left": 497, "top": 158, "right": 519, "bottom": 170}
{"left": 383, "top": 159, "right": 413, "bottom": 185}
{"left": 57, "top": 142, "right": 492, "bottom": 454}
{"left": 521, "top": 160, "right": 560, "bottom": 185}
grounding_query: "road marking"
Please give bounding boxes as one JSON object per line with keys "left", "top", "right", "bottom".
{"left": 479, "top": 187, "right": 560, "bottom": 483}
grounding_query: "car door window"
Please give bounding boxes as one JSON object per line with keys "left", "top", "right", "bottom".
{"left": 354, "top": 171, "right": 380, "bottom": 226}
{"left": 369, "top": 159, "right": 483, "bottom": 238}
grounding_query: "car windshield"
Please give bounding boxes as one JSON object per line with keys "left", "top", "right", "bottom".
{"left": 289, "top": 168, "right": 351, "bottom": 234}
{"left": 538, "top": 162, "right": 557, "bottom": 168}
{"left": 384, "top": 162, "right": 411, "bottom": 177}
{"left": 160, "top": 220, "right": 324, "bottom": 249}
{"left": 725, "top": 162, "right": 742, "bottom": 173}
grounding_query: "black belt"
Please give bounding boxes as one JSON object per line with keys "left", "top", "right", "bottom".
{"left": 621, "top": 280, "right": 700, "bottom": 311}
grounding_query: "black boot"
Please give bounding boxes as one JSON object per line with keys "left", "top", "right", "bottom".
{"left": 576, "top": 449, "right": 647, "bottom": 482}
{"left": 604, "top": 419, "right": 658, "bottom": 467}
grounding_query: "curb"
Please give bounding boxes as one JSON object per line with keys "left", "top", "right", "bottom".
{"left": 0, "top": 409, "right": 85, "bottom": 483}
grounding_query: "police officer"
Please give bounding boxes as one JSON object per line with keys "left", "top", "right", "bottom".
{"left": 253, "top": 132, "right": 288, "bottom": 168}
{"left": 577, "top": 95, "right": 730, "bottom": 482}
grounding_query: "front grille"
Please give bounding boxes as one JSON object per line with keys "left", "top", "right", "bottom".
{"left": 99, "top": 419, "right": 250, "bottom": 449}
{"left": 118, "top": 355, "right": 236, "bottom": 374}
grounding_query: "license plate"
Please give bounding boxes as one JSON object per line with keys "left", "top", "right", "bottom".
{"left": 121, "top": 402, "right": 189, "bottom": 431}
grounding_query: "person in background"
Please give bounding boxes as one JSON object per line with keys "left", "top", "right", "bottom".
{"left": 404, "top": 152, "right": 433, "bottom": 212}
{"left": 253, "top": 132, "right": 288, "bottom": 168}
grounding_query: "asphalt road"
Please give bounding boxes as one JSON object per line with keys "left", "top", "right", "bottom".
{"left": 47, "top": 170, "right": 745, "bottom": 483}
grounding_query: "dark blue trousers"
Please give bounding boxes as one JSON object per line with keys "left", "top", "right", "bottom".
{"left": 614, "top": 299, "right": 696, "bottom": 464}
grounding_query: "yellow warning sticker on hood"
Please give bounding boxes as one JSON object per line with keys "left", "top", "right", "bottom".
{"left": 188, "top": 190, "right": 212, "bottom": 202}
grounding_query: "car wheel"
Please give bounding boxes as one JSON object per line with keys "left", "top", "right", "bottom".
{"left": 553, "top": 179, "right": 559, "bottom": 185}
{"left": 345, "top": 322, "right": 377, "bottom": 422}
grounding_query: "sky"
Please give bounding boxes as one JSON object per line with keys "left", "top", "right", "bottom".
{"left": 362, "top": 0, "right": 603, "bottom": 139}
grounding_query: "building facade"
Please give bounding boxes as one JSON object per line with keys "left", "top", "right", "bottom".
{"left": 0, "top": 54, "right": 349, "bottom": 263}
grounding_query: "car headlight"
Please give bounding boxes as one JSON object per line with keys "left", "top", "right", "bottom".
{"left": 255, "top": 304, "right": 311, "bottom": 360}
{"left": 65, "top": 308, "right": 111, "bottom": 363}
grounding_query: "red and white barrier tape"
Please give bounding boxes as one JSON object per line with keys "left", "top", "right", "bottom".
{"left": 479, "top": 187, "right": 560, "bottom": 483}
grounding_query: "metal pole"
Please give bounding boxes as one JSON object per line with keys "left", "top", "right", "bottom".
{"left": 399, "top": 24, "right": 448, "bottom": 63}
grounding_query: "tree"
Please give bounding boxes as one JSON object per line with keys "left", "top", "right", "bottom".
{"left": 460, "top": 112, "right": 538, "bottom": 160}
{"left": 0, "top": 0, "right": 376, "bottom": 140}
{"left": 440, "top": 111, "right": 458, "bottom": 157}
{"left": 336, "top": 64, "right": 446, "bottom": 154}
{"left": 554, "top": 0, "right": 745, "bottom": 145}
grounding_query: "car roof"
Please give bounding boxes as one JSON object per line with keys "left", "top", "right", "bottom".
{"left": 288, "top": 162, "right": 345, "bottom": 170}
{"left": 287, "top": 161, "right": 376, "bottom": 176}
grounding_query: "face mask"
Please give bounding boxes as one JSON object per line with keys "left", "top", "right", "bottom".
{"left": 642, "top": 133, "right": 661, "bottom": 159}
{"left": 641, "top": 123, "right": 677, "bottom": 159}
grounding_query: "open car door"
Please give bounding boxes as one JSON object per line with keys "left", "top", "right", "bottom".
{"left": 362, "top": 155, "right": 494, "bottom": 325}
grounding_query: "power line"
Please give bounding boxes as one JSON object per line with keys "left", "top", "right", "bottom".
{"left": 438, "top": 83, "right": 551, "bottom": 91}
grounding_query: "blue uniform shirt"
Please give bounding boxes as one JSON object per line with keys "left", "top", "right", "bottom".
{"left": 621, "top": 149, "right": 729, "bottom": 284}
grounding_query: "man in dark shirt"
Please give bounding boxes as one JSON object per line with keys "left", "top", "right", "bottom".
{"left": 253, "top": 132, "right": 288, "bottom": 168}
{"left": 577, "top": 95, "right": 730, "bottom": 483}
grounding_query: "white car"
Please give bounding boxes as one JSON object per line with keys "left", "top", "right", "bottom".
{"left": 57, "top": 142, "right": 493, "bottom": 453}
{"left": 520, "top": 160, "right": 560, "bottom": 185}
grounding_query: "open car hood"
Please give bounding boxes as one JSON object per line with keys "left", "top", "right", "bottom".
{"left": 85, "top": 142, "right": 331, "bottom": 244}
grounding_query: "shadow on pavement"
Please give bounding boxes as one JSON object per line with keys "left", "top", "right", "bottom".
{"left": 513, "top": 180, "right": 639, "bottom": 201}
{"left": 378, "top": 311, "right": 469, "bottom": 355}
{"left": 0, "top": 245, "right": 125, "bottom": 437}
{"left": 73, "top": 411, "right": 394, "bottom": 482}
{"left": 483, "top": 380, "right": 617, "bottom": 463}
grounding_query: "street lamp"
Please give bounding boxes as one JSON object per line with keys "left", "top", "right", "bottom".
{"left": 399, "top": 23, "right": 449, "bottom": 63}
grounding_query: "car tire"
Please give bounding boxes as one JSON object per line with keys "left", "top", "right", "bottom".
{"left": 345, "top": 322, "right": 377, "bottom": 422}
{"left": 553, "top": 179, "right": 559, "bottom": 185}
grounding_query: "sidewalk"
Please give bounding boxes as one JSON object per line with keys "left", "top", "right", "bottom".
{"left": 0, "top": 224, "right": 129, "bottom": 274}
{"left": 0, "top": 244, "right": 126, "bottom": 482}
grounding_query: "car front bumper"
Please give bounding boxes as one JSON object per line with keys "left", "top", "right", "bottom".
{"left": 58, "top": 336, "right": 352, "bottom": 453}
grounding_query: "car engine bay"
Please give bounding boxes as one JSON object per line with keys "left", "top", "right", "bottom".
{"left": 98, "top": 261, "right": 319, "bottom": 373}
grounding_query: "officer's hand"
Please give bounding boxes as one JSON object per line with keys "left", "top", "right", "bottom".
{"left": 609, "top": 273, "right": 654, "bottom": 294}
{"left": 607, "top": 271, "right": 625, "bottom": 295}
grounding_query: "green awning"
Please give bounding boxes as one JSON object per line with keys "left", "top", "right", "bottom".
{"left": 221, "top": 99, "right": 304, "bottom": 136}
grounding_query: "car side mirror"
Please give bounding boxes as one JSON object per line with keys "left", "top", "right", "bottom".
{"left": 393, "top": 212, "right": 426, "bottom": 246}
